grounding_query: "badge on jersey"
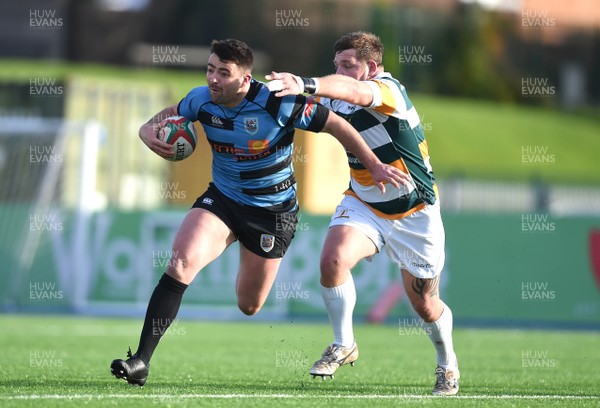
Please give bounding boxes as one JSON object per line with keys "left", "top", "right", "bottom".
{"left": 243, "top": 117, "right": 259, "bottom": 135}
{"left": 260, "top": 234, "right": 275, "bottom": 253}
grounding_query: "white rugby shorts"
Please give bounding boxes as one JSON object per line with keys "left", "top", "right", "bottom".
{"left": 328, "top": 195, "right": 445, "bottom": 279}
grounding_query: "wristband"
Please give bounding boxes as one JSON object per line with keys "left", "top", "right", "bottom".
{"left": 300, "top": 77, "right": 320, "bottom": 94}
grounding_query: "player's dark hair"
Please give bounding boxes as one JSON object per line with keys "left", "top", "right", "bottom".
{"left": 334, "top": 31, "right": 384, "bottom": 66}
{"left": 210, "top": 39, "right": 254, "bottom": 71}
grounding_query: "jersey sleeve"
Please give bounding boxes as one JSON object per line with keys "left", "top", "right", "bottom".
{"left": 177, "top": 86, "right": 206, "bottom": 121}
{"left": 364, "top": 78, "right": 408, "bottom": 116}
{"left": 286, "top": 95, "right": 329, "bottom": 133}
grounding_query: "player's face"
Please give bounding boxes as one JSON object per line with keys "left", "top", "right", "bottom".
{"left": 206, "top": 53, "right": 251, "bottom": 107}
{"left": 334, "top": 49, "right": 371, "bottom": 81}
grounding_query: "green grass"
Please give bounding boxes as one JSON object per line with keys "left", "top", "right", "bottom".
{"left": 412, "top": 94, "right": 600, "bottom": 185}
{"left": 1, "top": 59, "right": 600, "bottom": 184}
{"left": 0, "top": 315, "right": 598, "bottom": 407}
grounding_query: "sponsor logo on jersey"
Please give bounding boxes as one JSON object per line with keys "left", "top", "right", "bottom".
{"left": 208, "top": 140, "right": 245, "bottom": 155}
{"left": 248, "top": 139, "right": 269, "bottom": 154}
{"left": 243, "top": 117, "right": 259, "bottom": 135}
{"left": 212, "top": 115, "right": 224, "bottom": 126}
{"left": 208, "top": 139, "right": 273, "bottom": 161}
{"left": 411, "top": 261, "right": 434, "bottom": 269}
{"left": 260, "top": 234, "right": 275, "bottom": 253}
{"left": 202, "top": 197, "right": 214, "bottom": 205}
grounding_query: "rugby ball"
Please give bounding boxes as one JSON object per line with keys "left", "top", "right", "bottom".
{"left": 158, "top": 116, "right": 198, "bottom": 161}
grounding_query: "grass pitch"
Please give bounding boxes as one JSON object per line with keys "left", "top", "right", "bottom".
{"left": 0, "top": 315, "right": 598, "bottom": 407}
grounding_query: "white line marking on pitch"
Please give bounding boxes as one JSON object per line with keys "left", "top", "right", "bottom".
{"left": 1, "top": 394, "right": 598, "bottom": 400}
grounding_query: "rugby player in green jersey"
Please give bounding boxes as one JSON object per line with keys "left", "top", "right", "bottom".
{"left": 267, "top": 31, "right": 459, "bottom": 396}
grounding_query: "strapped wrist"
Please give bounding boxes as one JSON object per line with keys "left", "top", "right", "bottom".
{"left": 299, "top": 77, "right": 320, "bottom": 94}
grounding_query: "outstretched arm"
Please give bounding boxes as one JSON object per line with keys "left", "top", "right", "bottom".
{"left": 138, "top": 105, "right": 179, "bottom": 159}
{"left": 322, "top": 110, "right": 410, "bottom": 193}
{"left": 266, "top": 72, "right": 374, "bottom": 107}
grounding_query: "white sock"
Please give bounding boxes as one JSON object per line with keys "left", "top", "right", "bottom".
{"left": 425, "top": 304, "right": 458, "bottom": 369}
{"left": 320, "top": 275, "right": 356, "bottom": 348}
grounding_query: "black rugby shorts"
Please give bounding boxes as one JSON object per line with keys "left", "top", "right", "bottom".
{"left": 192, "top": 183, "right": 298, "bottom": 258}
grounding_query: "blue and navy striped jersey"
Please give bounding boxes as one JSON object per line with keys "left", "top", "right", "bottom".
{"left": 178, "top": 80, "right": 329, "bottom": 208}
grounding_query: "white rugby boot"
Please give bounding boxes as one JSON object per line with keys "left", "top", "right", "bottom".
{"left": 309, "top": 342, "right": 358, "bottom": 380}
{"left": 432, "top": 365, "right": 460, "bottom": 396}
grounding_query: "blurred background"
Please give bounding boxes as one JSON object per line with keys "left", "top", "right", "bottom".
{"left": 0, "top": 0, "right": 599, "bottom": 328}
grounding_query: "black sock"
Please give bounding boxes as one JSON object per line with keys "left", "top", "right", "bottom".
{"left": 136, "top": 273, "right": 188, "bottom": 365}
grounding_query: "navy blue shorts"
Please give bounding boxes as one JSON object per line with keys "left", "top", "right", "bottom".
{"left": 192, "top": 183, "right": 298, "bottom": 259}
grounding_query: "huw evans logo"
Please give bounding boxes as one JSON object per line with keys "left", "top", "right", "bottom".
{"left": 521, "top": 78, "right": 556, "bottom": 97}
{"left": 276, "top": 213, "right": 310, "bottom": 232}
{"left": 157, "top": 181, "right": 187, "bottom": 201}
{"left": 521, "top": 281, "right": 556, "bottom": 301}
{"left": 399, "top": 114, "right": 432, "bottom": 132}
{"left": 29, "top": 213, "right": 63, "bottom": 232}
{"left": 29, "top": 350, "right": 64, "bottom": 367}
{"left": 275, "top": 10, "right": 309, "bottom": 29}
{"left": 151, "top": 318, "right": 187, "bottom": 336}
{"left": 521, "top": 10, "right": 556, "bottom": 28}
{"left": 521, "top": 145, "right": 555, "bottom": 165}
{"left": 276, "top": 145, "right": 309, "bottom": 164}
{"left": 152, "top": 45, "right": 187, "bottom": 66}
{"left": 398, "top": 318, "right": 432, "bottom": 336}
{"left": 521, "top": 350, "right": 558, "bottom": 368}
{"left": 152, "top": 250, "right": 179, "bottom": 270}
{"left": 399, "top": 45, "right": 432, "bottom": 65}
{"left": 29, "top": 145, "right": 64, "bottom": 164}
{"left": 29, "top": 77, "right": 64, "bottom": 97}
{"left": 275, "top": 350, "right": 309, "bottom": 368}
{"left": 275, "top": 281, "right": 309, "bottom": 301}
{"left": 29, "top": 9, "right": 63, "bottom": 29}
{"left": 29, "top": 281, "right": 63, "bottom": 301}
{"left": 521, "top": 213, "right": 556, "bottom": 234}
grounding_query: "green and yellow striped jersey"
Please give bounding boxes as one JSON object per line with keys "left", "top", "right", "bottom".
{"left": 317, "top": 73, "right": 437, "bottom": 219}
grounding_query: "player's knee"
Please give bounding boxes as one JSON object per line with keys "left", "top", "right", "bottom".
{"left": 165, "top": 253, "right": 196, "bottom": 282}
{"left": 320, "top": 251, "right": 345, "bottom": 275}
{"left": 319, "top": 256, "right": 341, "bottom": 287}
{"left": 413, "top": 301, "right": 439, "bottom": 323}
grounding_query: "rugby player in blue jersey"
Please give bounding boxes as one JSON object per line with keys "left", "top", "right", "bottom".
{"left": 110, "top": 38, "right": 408, "bottom": 387}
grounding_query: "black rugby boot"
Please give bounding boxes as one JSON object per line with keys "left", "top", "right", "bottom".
{"left": 111, "top": 347, "right": 149, "bottom": 386}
